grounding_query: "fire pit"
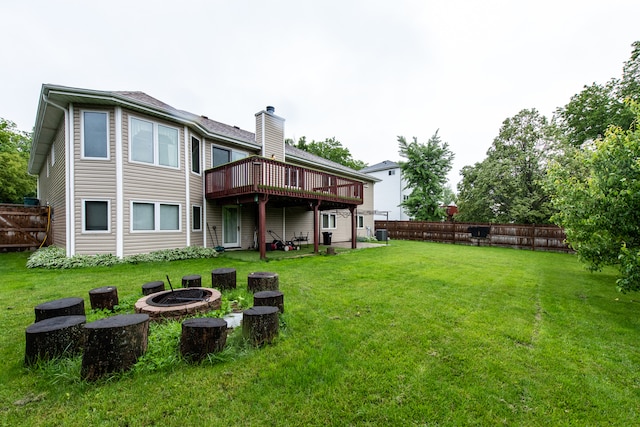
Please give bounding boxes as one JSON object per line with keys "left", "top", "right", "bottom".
{"left": 134, "top": 287, "right": 221, "bottom": 321}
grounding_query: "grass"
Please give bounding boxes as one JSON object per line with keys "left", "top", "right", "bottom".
{"left": 1, "top": 240, "right": 639, "bottom": 425}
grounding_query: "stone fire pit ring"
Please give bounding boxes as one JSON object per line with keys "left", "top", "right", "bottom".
{"left": 134, "top": 287, "right": 221, "bottom": 321}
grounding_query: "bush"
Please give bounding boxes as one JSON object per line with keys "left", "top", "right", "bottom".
{"left": 27, "top": 246, "right": 218, "bottom": 269}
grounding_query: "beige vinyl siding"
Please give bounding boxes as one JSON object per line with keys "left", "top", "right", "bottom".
{"left": 189, "top": 135, "right": 204, "bottom": 246}
{"left": 263, "top": 114, "right": 284, "bottom": 161}
{"left": 73, "top": 107, "right": 117, "bottom": 255}
{"left": 39, "top": 125, "right": 67, "bottom": 248}
{"left": 121, "top": 111, "right": 187, "bottom": 256}
{"left": 283, "top": 206, "right": 314, "bottom": 244}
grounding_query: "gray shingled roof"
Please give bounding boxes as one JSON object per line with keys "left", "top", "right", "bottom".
{"left": 360, "top": 160, "right": 400, "bottom": 173}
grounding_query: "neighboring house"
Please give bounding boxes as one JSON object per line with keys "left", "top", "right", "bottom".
{"left": 28, "top": 84, "right": 377, "bottom": 259}
{"left": 360, "top": 160, "right": 412, "bottom": 221}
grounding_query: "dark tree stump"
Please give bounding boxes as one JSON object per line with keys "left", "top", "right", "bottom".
{"left": 89, "top": 286, "right": 119, "bottom": 311}
{"left": 81, "top": 314, "right": 149, "bottom": 381}
{"left": 182, "top": 274, "right": 202, "bottom": 288}
{"left": 142, "top": 281, "right": 165, "bottom": 295}
{"left": 326, "top": 247, "right": 336, "bottom": 255}
{"left": 24, "top": 315, "right": 86, "bottom": 366}
{"left": 34, "top": 297, "right": 85, "bottom": 322}
{"left": 242, "top": 306, "right": 279, "bottom": 346}
{"left": 180, "top": 318, "right": 228, "bottom": 362}
{"left": 211, "top": 268, "right": 236, "bottom": 290}
{"left": 253, "top": 290, "right": 285, "bottom": 313}
{"left": 247, "top": 272, "right": 279, "bottom": 292}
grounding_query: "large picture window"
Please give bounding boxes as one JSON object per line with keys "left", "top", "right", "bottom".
{"left": 130, "top": 117, "right": 179, "bottom": 168}
{"left": 212, "top": 146, "right": 247, "bottom": 167}
{"left": 132, "top": 202, "right": 180, "bottom": 232}
{"left": 84, "top": 200, "right": 109, "bottom": 232}
{"left": 82, "top": 111, "right": 108, "bottom": 159}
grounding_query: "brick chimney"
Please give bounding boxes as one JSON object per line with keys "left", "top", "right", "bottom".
{"left": 255, "top": 106, "right": 285, "bottom": 161}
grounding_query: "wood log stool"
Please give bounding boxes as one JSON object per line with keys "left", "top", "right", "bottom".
{"left": 182, "top": 274, "right": 202, "bottom": 288}
{"left": 326, "top": 247, "right": 336, "bottom": 255}
{"left": 242, "top": 306, "right": 279, "bottom": 346}
{"left": 211, "top": 268, "right": 236, "bottom": 290}
{"left": 34, "top": 297, "right": 85, "bottom": 322}
{"left": 253, "top": 290, "right": 285, "bottom": 313}
{"left": 247, "top": 271, "right": 279, "bottom": 292}
{"left": 180, "top": 318, "right": 228, "bottom": 362}
{"left": 81, "top": 314, "right": 150, "bottom": 381}
{"left": 142, "top": 281, "right": 165, "bottom": 295}
{"left": 24, "top": 315, "right": 86, "bottom": 366}
{"left": 89, "top": 286, "right": 119, "bottom": 311}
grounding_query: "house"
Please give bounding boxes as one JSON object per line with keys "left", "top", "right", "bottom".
{"left": 360, "top": 160, "right": 412, "bottom": 221}
{"left": 28, "top": 84, "right": 377, "bottom": 259}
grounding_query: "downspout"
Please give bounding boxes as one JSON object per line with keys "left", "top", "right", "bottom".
{"left": 184, "top": 127, "right": 191, "bottom": 247}
{"left": 115, "top": 107, "right": 124, "bottom": 258}
{"left": 42, "top": 94, "right": 74, "bottom": 256}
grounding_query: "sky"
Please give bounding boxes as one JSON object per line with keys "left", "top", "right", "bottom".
{"left": 2, "top": 0, "right": 639, "bottom": 188}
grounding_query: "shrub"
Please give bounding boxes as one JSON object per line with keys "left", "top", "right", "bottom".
{"left": 27, "top": 246, "right": 218, "bottom": 269}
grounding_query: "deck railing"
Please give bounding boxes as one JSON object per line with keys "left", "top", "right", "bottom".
{"left": 205, "top": 156, "right": 364, "bottom": 204}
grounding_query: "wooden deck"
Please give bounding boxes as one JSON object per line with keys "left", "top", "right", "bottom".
{"left": 205, "top": 156, "right": 363, "bottom": 208}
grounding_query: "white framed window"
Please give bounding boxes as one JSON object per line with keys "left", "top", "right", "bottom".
{"left": 82, "top": 111, "right": 109, "bottom": 159}
{"left": 130, "top": 117, "right": 179, "bottom": 168}
{"left": 321, "top": 213, "right": 337, "bottom": 229}
{"left": 83, "top": 199, "right": 110, "bottom": 232}
{"left": 192, "top": 205, "right": 202, "bottom": 231}
{"left": 211, "top": 145, "right": 247, "bottom": 167}
{"left": 357, "top": 215, "right": 364, "bottom": 229}
{"left": 131, "top": 201, "right": 181, "bottom": 232}
{"left": 191, "top": 137, "right": 201, "bottom": 174}
{"left": 388, "top": 169, "right": 396, "bottom": 176}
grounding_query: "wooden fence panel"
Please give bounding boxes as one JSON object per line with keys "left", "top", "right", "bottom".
{"left": 0, "top": 204, "right": 51, "bottom": 252}
{"left": 374, "top": 220, "right": 571, "bottom": 253}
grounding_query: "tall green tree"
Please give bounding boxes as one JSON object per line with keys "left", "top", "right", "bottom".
{"left": 398, "top": 131, "right": 454, "bottom": 221}
{"left": 548, "top": 102, "right": 640, "bottom": 292}
{"left": 286, "top": 136, "right": 367, "bottom": 170}
{"left": 0, "top": 119, "right": 36, "bottom": 203}
{"left": 557, "top": 41, "right": 640, "bottom": 147}
{"left": 456, "top": 109, "right": 557, "bottom": 224}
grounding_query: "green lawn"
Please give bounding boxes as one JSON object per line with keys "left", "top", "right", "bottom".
{"left": 1, "top": 241, "right": 639, "bottom": 426}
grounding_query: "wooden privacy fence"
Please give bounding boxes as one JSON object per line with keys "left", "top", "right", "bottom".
{"left": 374, "top": 220, "right": 572, "bottom": 253}
{"left": 0, "top": 204, "right": 51, "bottom": 252}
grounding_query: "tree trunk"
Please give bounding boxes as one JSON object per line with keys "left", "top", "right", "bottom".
{"left": 81, "top": 314, "right": 149, "bottom": 381}
{"left": 142, "top": 281, "right": 165, "bottom": 295}
{"left": 182, "top": 275, "right": 202, "bottom": 288}
{"left": 247, "top": 272, "right": 279, "bottom": 292}
{"left": 242, "top": 306, "right": 279, "bottom": 346}
{"left": 180, "top": 318, "right": 228, "bottom": 362}
{"left": 34, "top": 297, "right": 85, "bottom": 322}
{"left": 25, "top": 315, "right": 86, "bottom": 365}
{"left": 211, "top": 268, "right": 236, "bottom": 290}
{"left": 253, "top": 290, "right": 285, "bottom": 313}
{"left": 89, "top": 286, "right": 119, "bottom": 311}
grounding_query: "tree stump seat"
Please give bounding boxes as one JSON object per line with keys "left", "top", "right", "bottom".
{"left": 34, "top": 297, "right": 85, "bottom": 322}
{"left": 81, "top": 314, "right": 150, "bottom": 381}
{"left": 142, "top": 281, "right": 165, "bottom": 295}
{"left": 182, "top": 275, "right": 202, "bottom": 288}
{"left": 211, "top": 268, "right": 236, "bottom": 290}
{"left": 89, "top": 286, "right": 119, "bottom": 311}
{"left": 247, "top": 271, "right": 279, "bottom": 292}
{"left": 180, "top": 317, "right": 228, "bottom": 362}
{"left": 253, "top": 290, "right": 285, "bottom": 313}
{"left": 242, "top": 306, "right": 279, "bottom": 346}
{"left": 24, "top": 315, "right": 86, "bottom": 366}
